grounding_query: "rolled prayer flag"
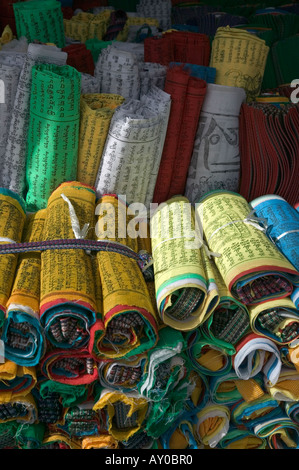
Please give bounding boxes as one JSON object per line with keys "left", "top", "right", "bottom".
{"left": 193, "top": 403, "right": 230, "bottom": 448}
{"left": 185, "top": 84, "right": 246, "bottom": 204}
{"left": 0, "top": 421, "right": 19, "bottom": 449}
{"left": 25, "top": 64, "right": 81, "bottom": 211}
{"left": 285, "top": 402, "right": 299, "bottom": 425}
{"left": 249, "top": 298, "right": 299, "bottom": 345}
{"left": 218, "top": 425, "right": 267, "bottom": 449}
{"left": 230, "top": 395, "right": 283, "bottom": 431}
{"left": 266, "top": 367, "right": 299, "bottom": 402}
{"left": 15, "top": 423, "right": 45, "bottom": 449}
{"left": 150, "top": 196, "right": 219, "bottom": 330}
{"left": 232, "top": 333, "right": 282, "bottom": 387}
{"left": 40, "top": 182, "right": 97, "bottom": 349}
{"left": 32, "top": 386, "right": 63, "bottom": 425}
{"left": 98, "top": 356, "right": 147, "bottom": 393}
{"left": 2, "top": 210, "right": 47, "bottom": 366}
{"left": 253, "top": 416, "right": 299, "bottom": 449}
{"left": 160, "top": 420, "right": 198, "bottom": 449}
{"left": 209, "top": 371, "right": 265, "bottom": 406}
{"left": 58, "top": 402, "right": 104, "bottom": 438}
{"left": 0, "top": 188, "right": 26, "bottom": 327}
{"left": 93, "top": 389, "right": 148, "bottom": 442}
{"left": 0, "top": 393, "right": 37, "bottom": 425}
{"left": 197, "top": 191, "right": 299, "bottom": 305}
{"left": 40, "top": 348, "right": 99, "bottom": 385}
{"left": 39, "top": 379, "right": 88, "bottom": 410}
{"left": 0, "top": 361, "right": 37, "bottom": 403}
{"left": 89, "top": 194, "right": 159, "bottom": 360}
{"left": 81, "top": 435, "right": 118, "bottom": 449}
{"left": 251, "top": 194, "right": 299, "bottom": 310}
{"left": 210, "top": 26, "right": 269, "bottom": 102}
{"left": 77, "top": 93, "right": 125, "bottom": 187}
{"left": 13, "top": 0, "right": 65, "bottom": 48}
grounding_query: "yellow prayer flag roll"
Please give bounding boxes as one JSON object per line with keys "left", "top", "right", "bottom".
{"left": 210, "top": 26, "right": 269, "bottom": 102}
{"left": 64, "top": 11, "right": 111, "bottom": 43}
{"left": 90, "top": 194, "right": 159, "bottom": 359}
{"left": 77, "top": 93, "right": 125, "bottom": 187}
{"left": 0, "top": 188, "right": 26, "bottom": 326}
{"left": 0, "top": 361, "right": 36, "bottom": 403}
{"left": 193, "top": 404, "right": 230, "bottom": 448}
{"left": 40, "top": 181, "right": 97, "bottom": 348}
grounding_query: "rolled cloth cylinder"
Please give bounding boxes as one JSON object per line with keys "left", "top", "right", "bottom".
{"left": 13, "top": 0, "right": 65, "bottom": 48}
{"left": 0, "top": 361, "right": 36, "bottom": 403}
{"left": 197, "top": 191, "right": 299, "bottom": 305}
{"left": 89, "top": 194, "right": 159, "bottom": 360}
{"left": 193, "top": 403, "right": 230, "bottom": 448}
{"left": 0, "top": 188, "right": 26, "bottom": 328}
{"left": 77, "top": 93, "right": 125, "bottom": 187}
{"left": 150, "top": 196, "right": 219, "bottom": 330}
{"left": 185, "top": 84, "right": 246, "bottom": 204}
{"left": 40, "top": 181, "right": 97, "bottom": 349}
{"left": 0, "top": 44, "right": 67, "bottom": 198}
{"left": 2, "top": 210, "right": 47, "bottom": 366}
{"left": 209, "top": 26, "right": 269, "bottom": 102}
{"left": 25, "top": 63, "right": 81, "bottom": 212}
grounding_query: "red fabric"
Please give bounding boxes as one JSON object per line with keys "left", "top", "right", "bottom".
{"left": 63, "top": 43, "right": 95, "bottom": 75}
{"left": 72, "top": 0, "right": 107, "bottom": 10}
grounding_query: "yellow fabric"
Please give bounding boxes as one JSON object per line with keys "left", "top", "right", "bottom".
{"left": 77, "top": 94, "right": 125, "bottom": 186}
{"left": 235, "top": 379, "right": 265, "bottom": 403}
{"left": 0, "top": 193, "right": 26, "bottom": 311}
{"left": 210, "top": 26, "right": 269, "bottom": 101}
{"left": 0, "top": 361, "right": 36, "bottom": 402}
{"left": 93, "top": 390, "right": 148, "bottom": 441}
{"left": 169, "top": 429, "right": 189, "bottom": 449}
{"left": 272, "top": 379, "right": 299, "bottom": 399}
{"left": 189, "top": 371, "right": 203, "bottom": 407}
{"left": 63, "top": 11, "right": 111, "bottom": 43}
{"left": 40, "top": 181, "right": 97, "bottom": 314}
{"left": 81, "top": 435, "right": 118, "bottom": 449}
{"left": 7, "top": 210, "right": 46, "bottom": 317}
{"left": 217, "top": 381, "right": 236, "bottom": 393}
{"left": 42, "top": 433, "right": 81, "bottom": 449}
{"left": 196, "top": 348, "right": 224, "bottom": 372}
{"left": 288, "top": 345, "right": 299, "bottom": 371}
{"left": 227, "top": 436, "right": 264, "bottom": 449}
{"left": 195, "top": 405, "right": 230, "bottom": 447}
{"left": 116, "top": 17, "right": 159, "bottom": 41}
{"left": 0, "top": 25, "right": 13, "bottom": 45}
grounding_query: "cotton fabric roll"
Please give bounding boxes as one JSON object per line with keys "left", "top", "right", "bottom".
{"left": 186, "top": 330, "right": 232, "bottom": 377}
{"left": 0, "top": 188, "right": 26, "bottom": 327}
{"left": 40, "top": 182, "right": 97, "bottom": 349}
{"left": 251, "top": 195, "right": 299, "bottom": 309}
{"left": 232, "top": 333, "right": 282, "bottom": 387}
{"left": 209, "top": 371, "right": 265, "bottom": 406}
{"left": 77, "top": 93, "right": 125, "bottom": 187}
{"left": 98, "top": 356, "right": 147, "bottom": 392}
{"left": 0, "top": 361, "right": 36, "bottom": 403}
{"left": 41, "top": 348, "right": 99, "bottom": 385}
{"left": 0, "top": 44, "right": 67, "bottom": 198}
{"left": 210, "top": 26, "right": 269, "bottom": 102}
{"left": 81, "top": 435, "right": 118, "bottom": 449}
{"left": 13, "top": 0, "right": 65, "bottom": 48}
{"left": 2, "top": 210, "right": 47, "bottom": 366}
{"left": 25, "top": 64, "right": 81, "bottom": 212}
{"left": 150, "top": 196, "right": 219, "bottom": 330}
{"left": 218, "top": 425, "right": 267, "bottom": 449}
{"left": 285, "top": 402, "right": 299, "bottom": 424}
{"left": 160, "top": 420, "right": 198, "bottom": 449}
{"left": 197, "top": 191, "right": 299, "bottom": 305}
{"left": 185, "top": 84, "right": 246, "bottom": 204}
{"left": 15, "top": 423, "right": 45, "bottom": 450}
{"left": 95, "top": 46, "right": 140, "bottom": 100}
{"left": 58, "top": 402, "right": 104, "bottom": 438}
{"left": 249, "top": 298, "right": 299, "bottom": 345}
{"left": 266, "top": 367, "right": 299, "bottom": 402}
{"left": 253, "top": 416, "right": 299, "bottom": 449}
{"left": 90, "top": 194, "right": 159, "bottom": 360}
{"left": 193, "top": 403, "right": 230, "bottom": 448}
{"left": 0, "top": 393, "right": 37, "bottom": 425}
{"left": 230, "top": 394, "right": 283, "bottom": 431}
{"left": 94, "top": 88, "right": 171, "bottom": 207}
{"left": 39, "top": 380, "right": 88, "bottom": 409}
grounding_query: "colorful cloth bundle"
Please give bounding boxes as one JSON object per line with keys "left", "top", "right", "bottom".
{"left": 170, "top": 62, "right": 216, "bottom": 83}
{"left": 94, "top": 88, "right": 171, "bottom": 207}
{"left": 253, "top": 415, "right": 299, "bottom": 449}
{"left": 2, "top": 211, "right": 46, "bottom": 366}
{"left": 0, "top": 188, "right": 26, "bottom": 328}
{"left": 197, "top": 191, "right": 299, "bottom": 306}
{"left": 218, "top": 425, "right": 267, "bottom": 449}
{"left": 251, "top": 195, "right": 299, "bottom": 309}
{"left": 77, "top": 93, "right": 125, "bottom": 187}
{"left": 230, "top": 394, "right": 283, "bottom": 431}
{"left": 160, "top": 419, "right": 198, "bottom": 449}
{"left": 25, "top": 63, "right": 81, "bottom": 212}
{"left": 81, "top": 434, "right": 118, "bottom": 449}
{"left": 193, "top": 403, "right": 230, "bottom": 448}
{"left": 0, "top": 361, "right": 36, "bottom": 403}
{"left": 209, "top": 26, "right": 269, "bottom": 101}
{"left": 89, "top": 194, "right": 159, "bottom": 359}
{"left": 39, "top": 379, "right": 88, "bottom": 409}
{"left": 0, "top": 44, "right": 67, "bottom": 198}
{"left": 151, "top": 196, "right": 219, "bottom": 330}
{"left": 239, "top": 102, "right": 299, "bottom": 206}
{"left": 209, "top": 372, "right": 265, "bottom": 406}
{"left": 40, "top": 182, "right": 97, "bottom": 348}
{"left": 13, "top": 0, "right": 65, "bottom": 48}
{"left": 266, "top": 367, "right": 299, "bottom": 402}
{"left": 144, "top": 30, "right": 211, "bottom": 67}
{"left": 0, "top": 393, "right": 38, "bottom": 425}
{"left": 58, "top": 402, "right": 104, "bottom": 437}
{"left": 15, "top": 422, "right": 45, "bottom": 449}
{"left": 153, "top": 65, "right": 207, "bottom": 203}
{"left": 185, "top": 83, "right": 246, "bottom": 204}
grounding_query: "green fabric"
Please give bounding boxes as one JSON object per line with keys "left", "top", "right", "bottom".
{"left": 16, "top": 423, "right": 46, "bottom": 449}
{"left": 85, "top": 39, "right": 115, "bottom": 63}
{"left": 25, "top": 64, "right": 81, "bottom": 211}
{"left": 271, "top": 35, "right": 299, "bottom": 86}
{"left": 249, "top": 13, "right": 299, "bottom": 41}
{"left": 0, "top": 421, "right": 19, "bottom": 449}
{"left": 39, "top": 380, "right": 88, "bottom": 408}
{"left": 13, "top": 0, "right": 65, "bottom": 48}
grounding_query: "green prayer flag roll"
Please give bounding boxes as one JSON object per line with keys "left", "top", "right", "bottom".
{"left": 25, "top": 64, "right": 81, "bottom": 211}
{"left": 13, "top": 0, "right": 65, "bottom": 48}
{"left": 39, "top": 380, "right": 89, "bottom": 408}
